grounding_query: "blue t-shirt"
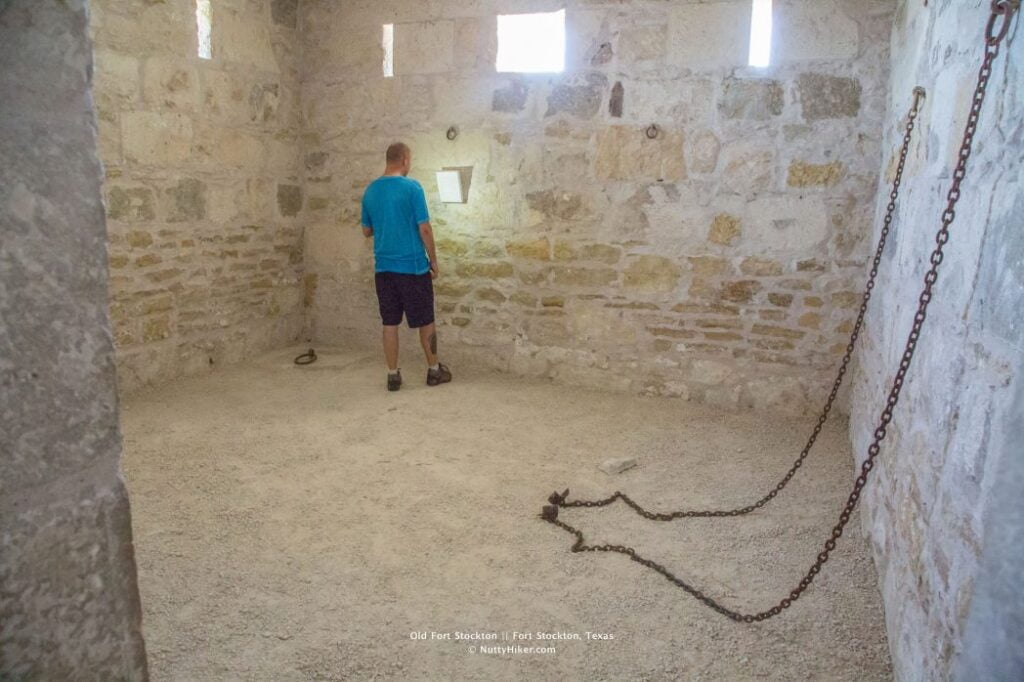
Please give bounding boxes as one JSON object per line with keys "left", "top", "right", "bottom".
{"left": 360, "top": 176, "right": 431, "bottom": 275}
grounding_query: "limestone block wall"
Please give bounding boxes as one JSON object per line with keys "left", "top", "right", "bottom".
{"left": 850, "top": 1, "right": 1024, "bottom": 677}
{"left": 301, "top": 0, "right": 895, "bottom": 413}
{"left": 1, "top": 0, "right": 147, "bottom": 677}
{"left": 90, "top": 0, "right": 305, "bottom": 393}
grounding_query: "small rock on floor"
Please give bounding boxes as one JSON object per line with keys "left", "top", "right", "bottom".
{"left": 598, "top": 457, "right": 638, "bottom": 475}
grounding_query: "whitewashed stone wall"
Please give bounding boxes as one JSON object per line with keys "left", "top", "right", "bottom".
{"left": 91, "top": 0, "right": 305, "bottom": 393}
{"left": 301, "top": 0, "right": 895, "bottom": 414}
{"left": 851, "top": 1, "right": 1023, "bottom": 678}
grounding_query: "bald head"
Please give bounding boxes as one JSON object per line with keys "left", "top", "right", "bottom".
{"left": 386, "top": 143, "right": 410, "bottom": 165}
{"left": 384, "top": 142, "right": 411, "bottom": 177}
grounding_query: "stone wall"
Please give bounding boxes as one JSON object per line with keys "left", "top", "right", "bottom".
{"left": 850, "top": 0, "right": 1023, "bottom": 678}
{"left": 954, "top": 372, "right": 1024, "bottom": 679}
{"left": 301, "top": 0, "right": 895, "bottom": 413}
{"left": 0, "top": 1, "right": 148, "bottom": 677}
{"left": 91, "top": 0, "right": 305, "bottom": 393}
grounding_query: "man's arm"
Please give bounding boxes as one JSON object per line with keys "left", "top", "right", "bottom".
{"left": 411, "top": 183, "right": 436, "bottom": 275}
{"left": 419, "top": 221, "right": 439, "bottom": 276}
{"left": 360, "top": 195, "right": 373, "bottom": 238}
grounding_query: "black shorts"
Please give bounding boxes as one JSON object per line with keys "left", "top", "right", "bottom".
{"left": 374, "top": 271, "right": 435, "bottom": 328}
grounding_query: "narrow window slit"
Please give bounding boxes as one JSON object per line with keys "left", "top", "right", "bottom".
{"left": 383, "top": 24, "right": 395, "bottom": 78}
{"left": 748, "top": 0, "right": 773, "bottom": 68}
{"left": 196, "top": 0, "right": 212, "bottom": 60}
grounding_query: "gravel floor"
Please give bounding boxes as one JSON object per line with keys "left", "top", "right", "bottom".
{"left": 120, "top": 346, "right": 892, "bottom": 681}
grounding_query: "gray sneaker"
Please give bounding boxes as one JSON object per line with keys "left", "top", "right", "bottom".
{"left": 387, "top": 370, "right": 402, "bottom": 392}
{"left": 426, "top": 363, "right": 452, "bottom": 387}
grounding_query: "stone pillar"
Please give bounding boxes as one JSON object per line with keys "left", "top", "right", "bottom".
{"left": 0, "top": 1, "right": 148, "bottom": 678}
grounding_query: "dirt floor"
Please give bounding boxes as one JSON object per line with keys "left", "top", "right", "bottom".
{"left": 119, "top": 346, "right": 892, "bottom": 681}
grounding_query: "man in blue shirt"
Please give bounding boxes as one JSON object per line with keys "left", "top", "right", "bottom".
{"left": 361, "top": 142, "right": 452, "bottom": 391}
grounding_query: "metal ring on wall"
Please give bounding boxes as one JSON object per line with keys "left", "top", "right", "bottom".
{"left": 645, "top": 124, "right": 660, "bottom": 140}
{"left": 446, "top": 126, "right": 459, "bottom": 141}
{"left": 986, "top": 0, "right": 1017, "bottom": 46}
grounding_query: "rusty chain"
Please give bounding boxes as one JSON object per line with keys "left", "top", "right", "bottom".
{"left": 539, "top": 0, "right": 1018, "bottom": 622}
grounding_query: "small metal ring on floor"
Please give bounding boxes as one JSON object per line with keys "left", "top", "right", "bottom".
{"left": 294, "top": 349, "right": 317, "bottom": 365}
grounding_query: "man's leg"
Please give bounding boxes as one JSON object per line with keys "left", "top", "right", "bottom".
{"left": 418, "top": 322, "right": 438, "bottom": 367}
{"left": 376, "top": 272, "right": 404, "bottom": 391}
{"left": 420, "top": 323, "right": 451, "bottom": 386}
{"left": 383, "top": 325, "right": 400, "bottom": 371}
{"left": 404, "top": 273, "right": 451, "bottom": 386}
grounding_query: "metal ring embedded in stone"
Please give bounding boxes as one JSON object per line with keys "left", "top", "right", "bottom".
{"left": 645, "top": 124, "right": 660, "bottom": 139}
{"left": 294, "top": 348, "right": 317, "bottom": 365}
{"left": 446, "top": 126, "right": 458, "bottom": 141}
{"left": 986, "top": 1, "right": 1016, "bottom": 45}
